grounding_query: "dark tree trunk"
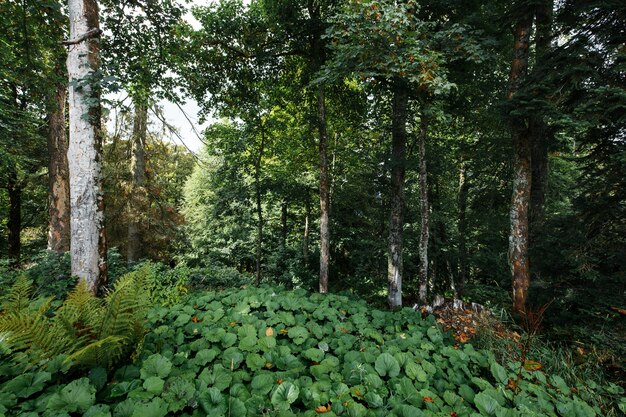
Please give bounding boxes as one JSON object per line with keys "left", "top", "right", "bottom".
{"left": 127, "top": 98, "right": 147, "bottom": 262}
{"left": 507, "top": 15, "right": 534, "bottom": 316}
{"left": 7, "top": 171, "right": 21, "bottom": 266}
{"left": 47, "top": 74, "right": 70, "bottom": 253}
{"left": 418, "top": 115, "right": 430, "bottom": 304}
{"left": 255, "top": 122, "right": 266, "bottom": 286}
{"left": 388, "top": 78, "right": 408, "bottom": 309}
{"left": 308, "top": 0, "right": 331, "bottom": 294}
{"left": 457, "top": 159, "right": 469, "bottom": 297}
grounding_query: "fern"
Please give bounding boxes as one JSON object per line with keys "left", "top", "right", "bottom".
{"left": 0, "top": 272, "right": 151, "bottom": 370}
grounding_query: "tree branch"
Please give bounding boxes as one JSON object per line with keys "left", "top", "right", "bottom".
{"left": 61, "top": 28, "right": 103, "bottom": 46}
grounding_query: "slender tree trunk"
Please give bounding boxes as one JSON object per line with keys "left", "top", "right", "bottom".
{"left": 254, "top": 123, "right": 266, "bottom": 286}
{"left": 388, "top": 79, "right": 408, "bottom": 309}
{"left": 67, "top": 0, "right": 107, "bottom": 294}
{"left": 318, "top": 85, "right": 331, "bottom": 294}
{"left": 418, "top": 115, "right": 430, "bottom": 304}
{"left": 303, "top": 196, "right": 310, "bottom": 268}
{"left": 47, "top": 73, "right": 71, "bottom": 253}
{"left": 127, "top": 98, "right": 147, "bottom": 262}
{"left": 308, "top": 1, "right": 331, "bottom": 294}
{"left": 7, "top": 171, "right": 21, "bottom": 266}
{"left": 457, "top": 159, "right": 469, "bottom": 297}
{"left": 281, "top": 200, "right": 288, "bottom": 248}
{"left": 507, "top": 15, "right": 533, "bottom": 315}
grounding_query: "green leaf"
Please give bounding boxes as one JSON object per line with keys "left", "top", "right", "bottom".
{"left": 303, "top": 348, "right": 324, "bottom": 362}
{"left": 490, "top": 362, "right": 508, "bottom": 384}
{"left": 131, "top": 398, "right": 168, "bottom": 417}
{"left": 287, "top": 326, "right": 309, "bottom": 345}
{"left": 142, "top": 377, "right": 164, "bottom": 395}
{"left": 271, "top": 382, "right": 299, "bottom": 410}
{"left": 194, "top": 348, "right": 218, "bottom": 366}
{"left": 405, "top": 362, "right": 427, "bottom": 382}
{"left": 474, "top": 392, "right": 499, "bottom": 416}
{"left": 2, "top": 372, "right": 51, "bottom": 398}
{"left": 140, "top": 354, "right": 172, "bottom": 379}
{"left": 83, "top": 404, "right": 111, "bottom": 417}
{"left": 251, "top": 374, "right": 274, "bottom": 394}
{"left": 47, "top": 378, "right": 96, "bottom": 413}
{"left": 375, "top": 352, "right": 400, "bottom": 378}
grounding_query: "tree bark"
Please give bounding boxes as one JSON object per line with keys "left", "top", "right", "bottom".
{"left": 67, "top": 0, "right": 107, "bottom": 294}
{"left": 281, "top": 200, "right": 288, "bottom": 248}
{"left": 457, "top": 158, "right": 469, "bottom": 297}
{"left": 7, "top": 171, "right": 21, "bottom": 266}
{"left": 308, "top": 0, "right": 330, "bottom": 294}
{"left": 318, "top": 84, "right": 331, "bottom": 294}
{"left": 254, "top": 122, "right": 266, "bottom": 286}
{"left": 303, "top": 195, "right": 310, "bottom": 268}
{"left": 47, "top": 73, "right": 71, "bottom": 253}
{"left": 127, "top": 98, "right": 147, "bottom": 262}
{"left": 418, "top": 115, "right": 430, "bottom": 304}
{"left": 388, "top": 79, "right": 408, "bottom": 309}
{"left": 507, "top": 15, "right": 533, "bottom": 316}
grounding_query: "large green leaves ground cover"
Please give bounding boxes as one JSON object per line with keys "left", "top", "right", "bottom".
{"left": 1, "top": 286, "right": 622, "bottom": 416}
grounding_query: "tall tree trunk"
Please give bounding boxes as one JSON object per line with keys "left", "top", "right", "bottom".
{"left": 47, "top": 72, "right": 71, "bottom": 253}
{"left": 529, "top": 0, "right": 553, "bottom": 249}
{"left": 281, "top": 200, "right": 288, "bottom": 248}
{"left": 507, "top": 15, "right": 533, "bottom": 316}
{"left": 388, "top": 79, "right": 408, "bottom": 309}
{"left": 7, "top": 171, "right": 21, "bottom": 266}
{"left": 457, "top": 158, "right": 469, "bottom": 297}
{"left": 308, "top": 1, "right": 330, "bottom": 294}
{"left": 127, "top": 98, "right": 147, "bottom": 262}
{"left": 303, "top": 195, "right": 310, "bottom": 268}
{"left": 318, "top": 85, "right": 331, "bottom": 294}
{"left": 67, "top": 0, "right": 107, "bottom": 294}
{"left": 418, "top": 115, "right": 430, "bottom": 304}
{"left": 254, "top": 123, "right": 266, "bottom": 286}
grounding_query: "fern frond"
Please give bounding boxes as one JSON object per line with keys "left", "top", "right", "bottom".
{"left": 65, "top": 335, "right": 127, "bottom": 368}
{"left": 1, "top": 275, "right": 34, "bottom": 314}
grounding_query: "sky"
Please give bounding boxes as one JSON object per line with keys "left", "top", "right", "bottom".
{"left": 155, "top": 2, "right": 207, "bottom": 153}
{"left": 104, "top": 1, "right": 209, "bottom": 154}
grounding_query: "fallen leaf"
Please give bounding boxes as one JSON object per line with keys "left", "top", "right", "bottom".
{"left": 423, "top": 397, "right": 433, "bottom": 403}
{"left": 523, "top": 360, "right": 543, "bottom": 371}
{"left": 280, "top": 329, "right": 289, "bottom": 334}
{"left": 277, "top": 378, "right": 283, "bottom": 384}
{"left": 265, "top": 327, "right": 274, "bottom": 337}
{"left": 315, "top": 404, "right": 331, "bottom": 413}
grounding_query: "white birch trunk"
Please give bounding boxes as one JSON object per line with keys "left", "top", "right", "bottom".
{"left": 67, "top": 0, "right": 107, "bottom": 293}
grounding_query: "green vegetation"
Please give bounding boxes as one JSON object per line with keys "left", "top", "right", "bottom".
{"left": 1, "top": 0, "right": 624, "bottom": 416}
{"left": 1, "top": 283, "right": 623, "bottom": 417}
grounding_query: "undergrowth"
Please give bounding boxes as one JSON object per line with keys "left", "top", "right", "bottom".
{"left": 1, "top": 285, "right": 623, "bottom": 417}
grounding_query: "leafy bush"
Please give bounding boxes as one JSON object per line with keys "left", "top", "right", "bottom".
{"left": 2, "top": 285, "right": 622, "bottom": 417}
{"left": 186, "top": 264, "right": 253, "bottom": 290}
{"left": 0, "top": 249, "right": 132, "bottom": 301}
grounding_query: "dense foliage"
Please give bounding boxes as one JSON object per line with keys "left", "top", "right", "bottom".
{"left": 0, "top": 0, "right": 624, "bottom": 416}
{"left": 1, "top": 284, "right": 623, "bottom": 417}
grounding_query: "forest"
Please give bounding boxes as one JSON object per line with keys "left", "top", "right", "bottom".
{"left": 0, "top": 0, "right": 624, "bottom": 416}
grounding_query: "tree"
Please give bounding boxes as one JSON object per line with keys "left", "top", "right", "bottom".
{"left": 325, "top": 0, "right": 468, "bottom": 308}
{"left": 66, "top": 0, "right": 107, "bottom": 293}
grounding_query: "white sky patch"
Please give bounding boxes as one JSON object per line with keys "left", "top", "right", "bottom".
{"left": 104, "top": 0, "right": 218, "bottom": 154}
